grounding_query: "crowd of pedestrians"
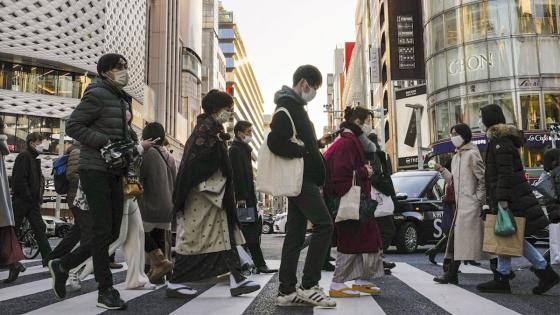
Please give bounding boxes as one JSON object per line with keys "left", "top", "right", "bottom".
{"left": 1, "top": 54, "right": 559, "bottom": 312}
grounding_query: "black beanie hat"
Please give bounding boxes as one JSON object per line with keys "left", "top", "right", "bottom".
{"left": 97, "top": 53, "right": 128, "bottom": 78}
{"left": 480, "top": 104, "right": 506, "bottom": 128}
{"left": 543, "top": 148, "right": 560, "bottom": 172}
{"left": 451, "top": 123, "right": 472, "bottom": 143}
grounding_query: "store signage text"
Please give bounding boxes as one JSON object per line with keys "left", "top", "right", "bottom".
{"left": 397, "top": 15, "right": 416, "bottom": 70}
{"left": 519, "top": 78, "right": 540, "bottom": 89}
{"left": 448, "top": 53, "right": 494, "bottom": 75}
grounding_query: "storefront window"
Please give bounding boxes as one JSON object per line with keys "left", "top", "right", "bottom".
{"left": 487, "top": 0, "right": 512, "bottom": 38}
{"left": 545, "top": 93, "right": 560, "bottom": 127}
{"left": 515, "top": 0, "right": 537, "bottom": 33}
{"left": 434, "top": 52, "right": 448, "bottom": 90}
{"left": 493, "top": 93, "right": 516, "bottom": 125}
{"left": 488, "top": 39, "right": 514, "bottom": 79}
{"left": 513, "top": 37, "right": 539, "bottom": 76}
{"left": 539, "top": 37, "right": 560, "bottom": 74}
{"left": 523, "top": 147, "right": 545, "bottom": 168}
{"left": 464, "top": 42, "right": 489, "bottom": 82}
{"left": 466, "top": 95, "right": 490, "bottom": 131}
{"left": 445, "top": 9, "right": 459, "bottom": 47}
{"left": 1, "top": 114, "right": 17, "bottom": 149}
{"left": 446, "top": 47, "right": 466, "bottom": 86}
{"left": 444, "top": 0, "right": 460, "bottom": 11}
{"left": 430, "top": 15, "right": 445, "bottom": 55}
{"left": 521, "top": 94, "right": 542, "bottom": 130}
{"left": 462, "top": 2, "right": 487, "bottom": 43}
{"left": 435, "top": 102, "right": 450, "bottom": 140}
{"left": 535, "top": 0, "right": 559, "bottom": 34}
{"left": 449, "top": 98, "right": 464, "bottom": 125}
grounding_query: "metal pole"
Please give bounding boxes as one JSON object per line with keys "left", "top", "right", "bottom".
{"left": 55, "top": 119, "right": 65, "bottom": 219}
{"left": 416, "top": 108, "right": 423, "bottom": 170}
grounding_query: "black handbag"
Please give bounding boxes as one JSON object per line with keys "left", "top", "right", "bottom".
{"left": 237, "top": 202, "right": 257, "bottom": 223}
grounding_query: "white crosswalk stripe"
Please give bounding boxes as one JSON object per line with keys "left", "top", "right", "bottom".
{"left": 0, "top": 264, "right": 47, "bottom": 280}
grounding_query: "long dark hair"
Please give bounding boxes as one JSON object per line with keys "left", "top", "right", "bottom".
{"left": 344, "top": 106, "right": 373, "bottom": 123}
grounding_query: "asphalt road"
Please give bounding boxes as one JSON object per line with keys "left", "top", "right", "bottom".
{"left": 0, "top": 235, "right": 558, "bottom": 314}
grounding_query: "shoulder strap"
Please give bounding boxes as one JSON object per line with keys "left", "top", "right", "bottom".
{"left": 274, "top": 107, "right": 298, "bottom": 139}
{"left": 153, "top": 146, "right": 171, "bottom": 170}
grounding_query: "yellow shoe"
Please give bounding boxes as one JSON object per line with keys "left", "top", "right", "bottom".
{"left": 352, "top": 284, "right": 381, "bottom": 295}
{"left": 329, "top": 287, "right": 361, "bottom": 298}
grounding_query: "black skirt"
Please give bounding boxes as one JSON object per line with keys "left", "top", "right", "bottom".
{"left": 170, "top": 249, "right": 244, "bottom": 283}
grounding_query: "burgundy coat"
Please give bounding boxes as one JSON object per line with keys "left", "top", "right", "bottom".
{"left": 323, "top": 130, "right": 383, "bottom": 254}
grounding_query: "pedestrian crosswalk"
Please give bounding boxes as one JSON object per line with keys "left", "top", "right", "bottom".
{"left": 0, "top": 259, "right": 558, "bottom": 314}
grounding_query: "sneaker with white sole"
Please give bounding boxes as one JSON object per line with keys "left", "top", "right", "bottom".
{"left": 68, "top": 272, "right": 81, "bottom": 292}
{"left": 296, "top": 285, "right": 336, "bottom": 308}
{"left": 276, "top": 291, "right": 314, "bottom": 307}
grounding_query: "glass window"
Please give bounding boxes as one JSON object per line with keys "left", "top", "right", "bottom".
{"left": 429, "top": 1, "right": 444, "bottom": 17}
{"left": 449, "top": 98, "right": 464, "bottom": 125}
{"left": 487, "top": 0, "right": 512, "bottom": 38}
{"left": 464, "top": 42, "right": 489, "bottom": 82}
{"left": 434, "top": 53, "right": 448, "bottom": 90}
{"left": 534, "top": 0, "right": 559, "bottom": 34}
{"left": 466, "top": 95, "right": 490, "bottom": 131}
{"left": 220, "top": 43, "right": 234, "bottom": 54}
{"left": 426, "top": 58, "right": 435, "bottom": 93}
{"left": 1, "top": 114, "right": 17, "bottom": 150}
{"left": 15, "top": 115, "right": 29, "bottom": 152}
{"left": 444, "top": 0, "right": 460, "bottom": 11}
{"left": 520, "top": 94, "right": 542, "bottom": 130}
{"left": 435, "top": 102, "right": 450, "bottom": 140}
{"left": 446, "top": 47, "right": 466, "bottom": 86}
{"left": 493, "top": 93, "right": 516, "bottom": 125}
{"left": 462, "top": 2, "right": 487, "bottom": 42}
{"left": 545, "top": 93, "right": 560, "bottom": 127}
{"left": 218, "top": 28, "right": 234, "bottom": 39}
{"left": 523, "top": 147, "right": 545, "bottom": 167}
{"left": 513, "top": 37, "right": 539, "bottom": 76}
{"left": 0, "top": 61, "right": 12, "bottom": 90}
{"left": 514, "top": 0, "right": 537, "bottom": 33}
{"left": 431, "top": 15, "right": 445, "bottom": 54}
{"left": 445, "top": 9, "right": 459, "bottom": 47}
{"left": 488, "top": 39, "right": 514, "bottom": 79}
{"left": 539, "top": 37, "right": 560, "bottom": 74}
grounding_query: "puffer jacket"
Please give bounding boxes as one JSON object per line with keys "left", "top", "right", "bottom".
{"left": 485, "top": 124, "right": 549, "bottom": 235}
{"left": 66, "top": 79, "right": 131, "bottom": 173}
{"left": 65, "top": 146, "right": 80, "bottom": 207}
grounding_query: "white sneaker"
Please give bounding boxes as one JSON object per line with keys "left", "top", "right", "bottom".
{"left": 296, "top": 285, "right": 337, "bottom": 308}
{"left": 276, "top": 291, "right": 314, "bottom": 307}
{"left": 68, "top": 272, "right": 81, "bottom": 291}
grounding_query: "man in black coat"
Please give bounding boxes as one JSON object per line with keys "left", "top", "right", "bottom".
{"left": 476, "top": 104, "right": 559, "bottom": 295}
{"left": 230, "top": 121, "right": 277, "bottom": 274}
{"left": 12, "top": 132, "right": 51, "bottom": 264}
{"left": 268, "top": 65, "right": 336, "bottom": 308}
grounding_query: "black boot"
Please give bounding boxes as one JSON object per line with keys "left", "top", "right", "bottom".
{"left": 3, "top": 262, "right": 26, "bottom": 284}
{"left": 425, "top": 235, "right": 447, "bottom": 265}
{"left": 434, "top": 260, "right": 460, "bottom": 284}
{"left": 476, "top": 272, "right": 513, "bottom": 293}
{"left": 531, "top": 265, "right": 560, "bottom": 295}
{"left": 255, "top": 265, "right": 278, "bottom": 274}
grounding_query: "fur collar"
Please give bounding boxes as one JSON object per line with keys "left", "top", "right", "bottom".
{"left": 486, "top": 124, "right": 525, "bottom": 148}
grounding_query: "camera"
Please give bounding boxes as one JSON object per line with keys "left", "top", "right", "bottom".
{"left": 100, "top": 140, "right": 137, "bottom": 170}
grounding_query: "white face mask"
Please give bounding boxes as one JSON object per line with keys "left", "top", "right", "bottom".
{"left": 35, "top": 144, "right": 45, "bottom": 153}
{"left": 478, "top": 118, "right": 487, "bottom": 132}
{"left": 301, "top": 86, "right": 317, "bottom": 103}
{"left": 242, "top": 136, "right": 252, "bottom": 144}
{"left": 361, "top": 124, "right": 373, "bottom": 135}
{"left": 451, "top": 135, "right": 464, "bottom": 148}
{"left": 112, "top": 69, "right": 129, "bottom": 87}
{"left": 217, "top": 110, "right": 233, "bottom": 123}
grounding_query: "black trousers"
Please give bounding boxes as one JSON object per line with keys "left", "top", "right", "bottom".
{"left": 80, "top": 170, "right": 124, "bottom": 292}
{"left": 376, "top": 215, "right": 396, "bottom": 251}
{"left": 279, "top": 182, "right": 334, "bottom": 294}
{"left": 13, "top": 199, "right": 52, "bottom": 259}
{"left": 47, "top": 207, "right": 93, "bottom": 264}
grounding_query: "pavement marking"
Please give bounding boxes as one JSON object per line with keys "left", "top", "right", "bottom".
{"left": 435, "top": 262, "right": 493, "bottom": 274}
{"left": 392, "top": 263, "right": 520, "bottom": 315}
{"left": 315, "top": 270, "right": 386, "bottom": 315}
{"left": 0, "top": 264, "right": 48, "bottom": 279}
{"left": 0, "top": 264, "right": 128, "bottom": 302}
{"left": 169, "top": 260, "right": 281, "bottom": 315}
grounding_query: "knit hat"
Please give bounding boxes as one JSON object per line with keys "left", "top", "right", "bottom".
{"left": 451, "top": 123, "right": 472, "bottom": 143}
{"left": 480, "top": 104, "right": 506, "bottom": 129}
{"left": 97, "top": 53, "right": 128, "bottom": 78}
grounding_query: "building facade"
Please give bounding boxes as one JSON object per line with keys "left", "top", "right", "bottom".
{"left": 202, "top": 0, "right": 226, "bottom": 94}
{"left": 424, "top": 0, "right": 560, "bottom": 167}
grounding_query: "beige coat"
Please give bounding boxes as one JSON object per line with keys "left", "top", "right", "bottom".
{"left": 175, "top": 170, "right": 245, "bottom": 256}
{"left": 442, "top": 142, "right": 488, "bottom": 261}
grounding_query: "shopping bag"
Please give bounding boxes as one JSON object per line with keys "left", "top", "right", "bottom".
{"left": 236, "top": 245, "right": 254, "bottom": 267}
{"left": 494, "top": 205, "right": 517, "bottom": 236}
{"left": 236, "top": 206, "right": 257, "bottom": 224}
{"left": 335, "top": 172, "right": 361, "bottom": 223}
{"left": 371, "top": 186, "right": 394, "bottom": 218}
{"left": 483, "top": 214, "right": 525, "bottom": 257}
{"left": 256, "top": 108, "right": 304, "bottom": 197}
{"left": 533, "top": 172, "right": 558, "bottom": 201}
{"left": 550, "top": 223, "right": 560, "bottom": 265}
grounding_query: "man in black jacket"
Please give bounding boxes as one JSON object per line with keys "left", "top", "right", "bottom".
{"left": 12, "top": 132, "right": 51, "bottom": 264}
{"left": 230, "top": 121, "right": 277, "bottom": 274}
{"left": 49, "top": 54, "right": 135, "bottom": 310}
{"left": 268, "top": 65, "right": 335, "bottom": 308}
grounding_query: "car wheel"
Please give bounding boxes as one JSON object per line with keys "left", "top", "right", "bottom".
{"left": 395, "top": 222, "right": 418, "bottom": 253}
{"left": 262, "top": 223, "right": 272, "bottom": 234}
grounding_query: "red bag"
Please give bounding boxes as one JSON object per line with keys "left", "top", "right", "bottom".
{"left": 0, "top": 227, "right": 24, "bottom": 265}
{"left": 443, "top": 181, "right": 455, "bottom": 203}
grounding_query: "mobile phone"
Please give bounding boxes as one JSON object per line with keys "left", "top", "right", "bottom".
{"left": 150, "top": 137, "right": 161, "bottom": 143}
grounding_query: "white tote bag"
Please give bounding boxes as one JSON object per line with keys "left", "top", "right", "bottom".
{"left": 335, "top": 172, "right": 361, "bottom": 223}
{"left": 550, "top": 223, "right": 560, "bottom": 265}
{"left": 256, "top": 108, "right": 304, "bottom": 197}
{"left": 371, "top": 186, "right": 395, "bottom": 218}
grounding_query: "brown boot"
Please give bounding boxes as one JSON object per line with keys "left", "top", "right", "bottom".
{"left": 148, "top": 249, "right": 173, "bottom": 283}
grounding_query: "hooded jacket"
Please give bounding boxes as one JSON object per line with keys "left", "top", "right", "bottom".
{"left": 267, "top": 86, "right": 326, "bottom": 186}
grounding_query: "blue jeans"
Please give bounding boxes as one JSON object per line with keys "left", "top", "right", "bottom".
{"left": 497, "top": 240, "right": 547, "bottom": 274}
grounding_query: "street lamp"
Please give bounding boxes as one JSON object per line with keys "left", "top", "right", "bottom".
{"left": 405, "top": 103, "right": 424, "bottom": 170}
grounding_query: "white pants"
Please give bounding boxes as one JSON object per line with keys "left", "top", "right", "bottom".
{"left": 72, "top": 199, "right": 151, "bottom": 289}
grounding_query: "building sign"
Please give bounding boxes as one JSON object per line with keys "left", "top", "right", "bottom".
{"left": 395, "top": 85, "right": 429, "bottom": 170}
{"left": 518, "top": 78, "right": 541, "bottom": 89}
{"left": 448, "top": 54, "right": 494, "bottom": 75}
{"left": 388, "top": 0, "right": 425, "bottom": 80}
{"left": 370, "top": 46, "right": 381, "bottom": 83}
{"left": 398, "top": 156, "right": 419, "bottom": 168}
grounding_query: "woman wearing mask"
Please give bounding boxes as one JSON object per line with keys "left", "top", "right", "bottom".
{"left": 476, "top": 104, "right": 558, "bottom": 294}
{"left": 168, "top": 90, "right": 259, "bottom": 298}
{"left": 324, "top": 107, "right": 384, "bottom": 298}
{"left": 0, "top": 118, "right": 26, "bottom": 283}
{"left": 433, "top": 124, "right": 487, "bottom": 285}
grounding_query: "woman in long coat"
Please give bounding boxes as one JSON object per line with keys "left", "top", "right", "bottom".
{"left": 323, "top": 107, "right": 384, "bottom": 298}
{"left": 167, "top": 90, "right": 259, "bottom": 298}
{"left": 0, "top": 117, "right": 26, "bottom": 283}
{"left": 434, "top": 124, "right": 487, "bottom": 285}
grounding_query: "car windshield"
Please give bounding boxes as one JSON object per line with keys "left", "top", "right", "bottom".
{"left": 391, "top": 175, "right": 433, "bottom": 199}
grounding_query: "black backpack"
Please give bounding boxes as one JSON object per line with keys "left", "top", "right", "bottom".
{"left": 52, "top": 155, "right": 70, "bottom": 195}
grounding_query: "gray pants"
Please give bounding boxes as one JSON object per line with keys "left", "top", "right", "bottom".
{"left": 279, "top": 182, "right": 334, "bottom": 294}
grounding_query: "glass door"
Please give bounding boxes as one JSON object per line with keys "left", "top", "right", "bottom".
{"left": 519, "top": 93, "right": 542, "bottom": 130}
